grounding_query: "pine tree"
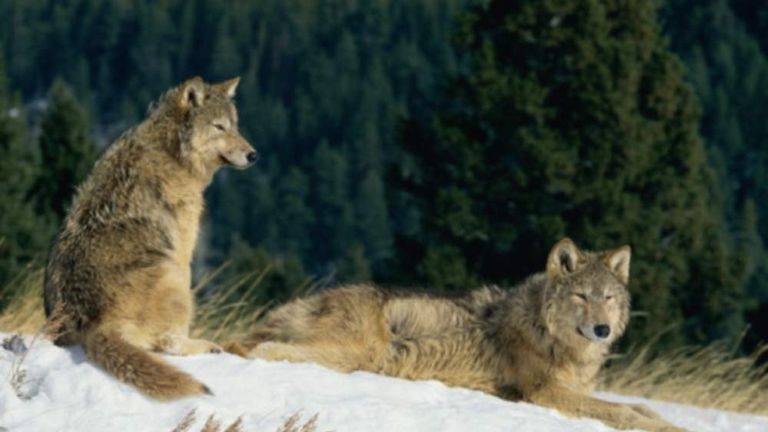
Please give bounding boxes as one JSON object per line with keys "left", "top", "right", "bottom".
{"left": 275, "top": 168, "right": 314, "bottom": 260}
{"left": 33, "top": 79, "right": 97, "bottom": 225}
{"left": 663, "top": 0, "right": 768, "bottom": 321}
{"left": 397, "top": 0, "right": 746, "bottom": 346}
{"left": 223, "top": 237, "right": 308, "bottom": 305}
{"left": 0, "top": 58, "right": 49, "bottom": 286}
{"left": 0, "top": 0, "right": 468, "bottom": 287}
{"left": 310, "top": 141, "right": 354, "bottom": 270}
{"left": 354, "top": 170, "right": 393, "bottom": 271}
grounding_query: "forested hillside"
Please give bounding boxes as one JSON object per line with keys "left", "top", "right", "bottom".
{"left": 0, "top": 0, "right": 467, "bottom": 297}
{"left": 1, "top": 0, "right": 768, "bottom": 349}
{"left": 661, "top": 0, "right": 768, "bottom": 349}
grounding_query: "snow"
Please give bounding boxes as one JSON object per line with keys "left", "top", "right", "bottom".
{"left": 1, "top": 333, "right": 767, "bottom": 432}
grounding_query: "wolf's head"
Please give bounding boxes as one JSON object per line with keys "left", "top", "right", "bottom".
{"left": 540, "top": 238, "right": 631, "bottom": 349}
{"left": 163, "top": 76, "right": 257, "bottom": 176}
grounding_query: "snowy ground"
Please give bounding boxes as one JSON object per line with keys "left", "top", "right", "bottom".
{"left": 1, "top": 333, "right": 767, "bottom": 432}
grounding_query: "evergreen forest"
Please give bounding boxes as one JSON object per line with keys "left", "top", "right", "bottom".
{"left": 1, "top": 0, "right": 767, "bottom": 351}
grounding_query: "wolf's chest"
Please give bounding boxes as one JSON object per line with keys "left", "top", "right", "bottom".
{"left": 170, "top": 195, "right": 203, "bottom": 265}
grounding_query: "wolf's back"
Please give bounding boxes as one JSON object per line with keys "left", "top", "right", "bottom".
{"left": 83, "top": 330, "right": 211, "bottom": 400}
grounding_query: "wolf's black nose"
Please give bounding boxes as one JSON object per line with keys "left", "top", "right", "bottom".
{"left": 594, "top": 324, "right": 611, "bottom": 338}
{"left": 246, "top": 151, "right": 259, "bottom": 163}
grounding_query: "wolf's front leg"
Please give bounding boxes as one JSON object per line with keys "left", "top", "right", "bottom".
{"left": 527, "top": 385, "right": 686, "bottom": 432}
{"left": 155, "top": 333, "right": 223, "bottom": 355}
{"left": 628, "top": 403, "right": 665, "bottom": 421}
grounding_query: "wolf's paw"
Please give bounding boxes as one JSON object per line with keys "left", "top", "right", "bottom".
{"left": 251, "top": 341, "right": 278, "bottom": 358}
{"left": 157, "top": 333, "right": 223, "bottom": 356}
{"left": 619, "top": 404, "right": 687, "bottom": 432}
{"left": 197, "top": 340, "right": 223, "bottom": 354}
{"left": 222, "top": 341, "right": 249, "bottom": 357}
{"left": 179, "top": 338, "right": 222, "bottom": 356}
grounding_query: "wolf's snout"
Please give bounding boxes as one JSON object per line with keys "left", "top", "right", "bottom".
{"left": 593, "top": 324, "right": 611, "bottom": 339}
{"left": 246, "top": 151, "right": 259, "bottom": 164}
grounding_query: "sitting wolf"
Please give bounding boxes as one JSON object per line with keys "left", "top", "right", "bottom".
{"left": 44, "top": 77, "right": 257, "bottom": 400}
{"left": 232, "top": 238, "right": 683, "bottom": 431}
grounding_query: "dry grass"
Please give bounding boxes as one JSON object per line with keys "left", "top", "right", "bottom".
{"left": 274, "top": 413, "right": 318, "bottom": 432}
{"left": 601, "top": 340, "right": 768, "bottom": 415}
{"left": 170, "top": 409, "right": 244, "bottom": 432}
{"left": 170, "top": 409, "right": 318, "bottom": 432}
{"left": 1, "top": 266, "right": 767, "bottom": 418}
{"left": 190, "top": 265, "right": 274, "bottom": 343}
{"left": 2, "top": 292, "right": 66, "bottom": 399}
{"left": 0, "top": 266, "right": 46, "bottom": 333}
{"left": 171, "top": 409, "right": 198, "bottom": 432}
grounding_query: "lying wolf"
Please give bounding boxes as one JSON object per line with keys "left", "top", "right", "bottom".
{"left": 231, "top": 238, "right": 683, "bottom": 431}
{"left": 44, "top": 77, "right": 257, "bottom": 400}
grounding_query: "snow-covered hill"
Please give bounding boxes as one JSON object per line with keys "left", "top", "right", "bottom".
{"left": 1, "top": 333, "right": 766, "bottom": 431}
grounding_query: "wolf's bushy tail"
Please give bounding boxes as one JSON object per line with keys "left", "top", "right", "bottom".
{"left": 83, "top": 330, "right": 211, "bottom": 400}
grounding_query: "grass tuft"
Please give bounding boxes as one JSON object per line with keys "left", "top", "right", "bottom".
{"left": 170, "top": 409, "right": 317, "bottom": 432}
{"left": 170, "top": 409, "right": 244, "bottom": 432}
{"left": 274, "top": 413, "right": 319, "bottom": 432}
{"left": 601, "top": 340, "right": 768, "bottom": 415}
{"left": 0, "top": 266, "right": 46, "bottom": 333}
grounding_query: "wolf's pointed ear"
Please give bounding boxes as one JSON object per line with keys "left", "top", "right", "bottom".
{"left": 547, "top": 238, "right": 582, "bottom": 278}
{"left": 603, "top": 246, "right": 631, "bottom": 284}
{"left": 214, "top": 77, "right": 240, "bottom": 98}
{"left": 178, "top": 77, "right": 205, "bottom": 110}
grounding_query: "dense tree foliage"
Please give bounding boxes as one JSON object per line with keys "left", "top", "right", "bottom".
{"left": 662, "top": 0, "right": 768, "bottom": 346}
{"left": 0, "top": 59, "right": 50, "bottom": 286}
{"left": 396, "top": 0, "right": 748, "bottom": 346}
{"left": 0, "top": 0, "right": 466, "bottom": 280}
{"left": 0, "top": 0, "right": 766, "bottom": 348}
{"left": 33, "top": 79, "right": 97, "bottom": 224}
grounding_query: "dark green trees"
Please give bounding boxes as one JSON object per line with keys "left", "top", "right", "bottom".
{"left": 0, "top": 68, "right": 95, "bottom": 287}
{"left": 397, "top": 0, "right": 746, "bottom": 346}
{"left": 0, "top": 60, "right": 48, "bottom": 284}
{"left": 663, "top": 0, "right": 768, "bottom": 347}
{"left": 0, "top": 0, "right": 467, "bottom": 284}
{"left": 0, "top": 0, "right": 764, "bottom": 349}
{"left": 33, "top": 80, "right": 97, "bottom": 224}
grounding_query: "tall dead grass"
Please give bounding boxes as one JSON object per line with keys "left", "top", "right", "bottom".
{"left": 601, "top": 340, "right": 768, "bottom": 415}
{"left": 1, "top": 266, "right": 766, "bottom": 417}
{"left": 170, "top": 409, "right": 244, "bottom": 432}
{"left": 170, "top": 410, "right": 317, "bottom": 432}
{"left": 0, "top": 265, "right": 46, "bottom": 334}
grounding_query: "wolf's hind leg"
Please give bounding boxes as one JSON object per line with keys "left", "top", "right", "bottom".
{"left": 249, "top": 341, "right": 311, "bottom": 361}
{"left": 249, "top": 341, "right": 364, "bottom": 373}
{"left": 156, "top": 333, "right": 223, "bottom": 355}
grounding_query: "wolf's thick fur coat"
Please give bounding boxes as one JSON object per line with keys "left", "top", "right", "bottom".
{"left": 44, "top": 77, "right": 255, "bottom": 400}
{"left": 235, "top": 238, "right": 683, "bottom": 431}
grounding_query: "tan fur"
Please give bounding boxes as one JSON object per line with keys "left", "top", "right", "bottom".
{"left": 237, "top": 238, "right": 684, "bottom": 431}
{"left": 43, "top": 77, "right": 256, "bottom": 400}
